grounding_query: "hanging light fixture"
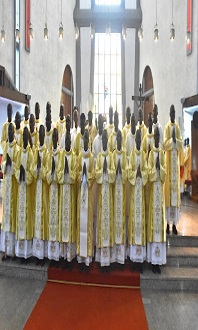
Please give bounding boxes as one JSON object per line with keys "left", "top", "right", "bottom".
{"left": 75, "top": 23, "right": 79, "bottom": 40}
{"left": 106, "top": 22, "right": 111, "bottom": 37}
{"left": 122, "top": 25, "right": 127, "bottom": 40}
{"left": 90, "top": 22, "right": 95, "bottom": 39}
{"left": 1, "top": 29, "right": 5, "bottom": 42}
{"left": 1, "top": 0, "right": 6, "bottom": 42}
{"left": 59, "top": 22, "right": 63, "bottom": 39}
{"left": 138, "top": 24, "right": 143, "bottom": 41}
{"left": 106, "top": 5, "right": 111, "bottom": 37}
{"left": 44, "top": 23, "right": 48, "bottom": 40}
{"left": 90, "top": 5, "right": 95, "bottom": 39}
{"left": 15, "top": 27, "right": 20, "bottom": 41}
{"left": 59, "top": 0, "right": 64, "bottom": 39}
{"left": 44, "top": 0, "right": 48, "bottom": 40}
{"left": 186, "top": 30, "right": 191, "bottom": 45}
{"left": 28, "top": 23, "right": 34, "bottom": 39}
{"left": 154, "top": 0, "right": 159, "bottom": 41}
{"left": 170, "top": 0, "right": 175, "bottom": 40}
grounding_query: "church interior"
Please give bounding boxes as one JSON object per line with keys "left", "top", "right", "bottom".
{"left": 0, "top": 0, "right": 198, "bottom": 329}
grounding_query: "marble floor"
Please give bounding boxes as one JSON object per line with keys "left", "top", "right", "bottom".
{"left": 0, "top": 189, "right": 197, "bottom": 329}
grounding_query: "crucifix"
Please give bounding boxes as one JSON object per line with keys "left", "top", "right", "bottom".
{"left": 132, "top": 83, "right": 149, "bottom": 108}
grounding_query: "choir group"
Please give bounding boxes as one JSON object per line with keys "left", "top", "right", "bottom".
{"left": 0, "top": 101, "right": 187, "bottom": 274}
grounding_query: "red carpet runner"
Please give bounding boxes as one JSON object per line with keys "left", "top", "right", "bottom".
{"left": 48, "top": 261, "right": 140, "bottom": 288}
{"left": 25, "top": 263, "right": 148, "bottom": 330}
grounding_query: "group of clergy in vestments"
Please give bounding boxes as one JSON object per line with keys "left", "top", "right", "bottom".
{"left": 0, "top": 101, "right": 183, "bottom": 274}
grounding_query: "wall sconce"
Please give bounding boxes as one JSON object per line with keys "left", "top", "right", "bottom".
{"left": 90, "top": 22, "right": 95, "bottom": 39}
{"left": 170, "top": 0, "right": 175, "bottom": 40}
{"left": 59, "top": 0, "right": 63, "bottom": 39}
{"left": 154, "top": 0, "right": 159, "bottom": 41}
{"left": 138, "top": 24, "right": 143, "bottom": 41}
{"left": 44, "top": 23, "right": 48, "bottom": 40}
{"left": 44, "top": 0, "right": 48, "bottom": 40}
{"left": 15, "top": 28, "right": 20, "bottom": 41}
{"left": 186, "top": 30, "right": 191, "bottom": 45}
{"left": 106, "top": 22, "right": 111, "bottom": 37}
{"left": 59, "top": 22, "right": 63, "bottom": 39}
{"left": 122, "top": 25, "right": 127, "bottom": 40}
{"left": 75, "top": 23, "right": 79, "bottom": 40}
{"left": 28, "top": 23, "right": 34, "bottom": 39}
{"left": 154, "top": 24, "right": 159, "bottom": 41}
{"left": 1, "top": 29, "right": 6, "bottom": 42}
{"left": 1, "top": 0, "right": 5, "bottom": 42}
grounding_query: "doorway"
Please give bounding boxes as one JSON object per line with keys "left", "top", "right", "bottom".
{"left": 61, "top": 65, "right": 74, "bottom": 117}
{"left": 142, "top": 66, "right": 154, "bottom": 127}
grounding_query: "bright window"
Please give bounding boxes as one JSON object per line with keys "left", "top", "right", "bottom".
{"left": 94, "top": 33, "right": 122, "bottom": 126}
{"left": 95, "top": 0, "right": 121, "bottom": 5}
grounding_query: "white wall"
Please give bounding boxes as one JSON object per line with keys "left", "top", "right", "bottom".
{"left": 80, "top": 0, "right": 91, "bottom": 9}
{"left": 0, "top": 1, "right": 76, "bottom": 124}
{"left": 125, "top": 28, "right": 136, "bottom": 113}
{"left": 80, "top": 27, "right": 92, "bottom": 116}
{"left": 140, "top": 0, "right": 198, "bottom": 130}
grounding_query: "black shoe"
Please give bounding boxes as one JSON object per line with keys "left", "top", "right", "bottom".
{"left": 138, "top": 263, "right": 143, "bottom": 274}
{"left": 156, "top": 265, "right": 161, "bottom": 274}
{"left": 130, "top": 261, "right": 136, "bottom": 272}
{"left": 36, "top": 258, "right": 40, "bottom": 266}
{"left": 172, "top": 224, "right": 178, "bottom": 235}
{"left": 151, "top": 264, "right": 157, "bottom": 274}
{"left": 68, "top": 262, "right": 73, "bottom": 272}
{"left": 61, "top": 260, "right": 68, "bottom": 270}
{"left": 2, "top": 255, "right": 7, "bottom": 261}
{"left": 166, "top": 224, "right": 170, "bottom": 235}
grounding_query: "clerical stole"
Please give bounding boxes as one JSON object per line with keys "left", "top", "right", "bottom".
{"left": 80, "top": 174, "right": 89, "bottom": 257}
{"left": 62, "top": 181, "right": 70, "bottom": 243}
{"left": 101, "top": 173, "right": 110, "bottom": 247}
{"left": 18, "top": 152, "right": 28, "bottom": 240}
{"left": 134, "top": 176, "right": 143, "bottom": 245}
{"left": 153, "top": 173, "right": 162, "bottom": 242}
{"left": 49, "top": 181, "right": 59, "bottom": 241}
{"left": 115, "top": 175, "right": 122, "bottom": 245}
{"left": 171, "top": 148, "right": 178, "bottom": 207}
{"left": 3, "top": 166, "right": 12, "bottom": 232}
{"left": 35, "top": 179, "right": 42, "bottom": 239}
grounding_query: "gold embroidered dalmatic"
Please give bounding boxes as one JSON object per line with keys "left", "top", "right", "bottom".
{"left": 1, "top": 121, "right": 15, "bottom": 152}
{"left": 2, "top": 140, "right": 19, "bottom": 233}
{"left": 33, "top": 145, "right": 49, "bottom": 240}
{"left": 128, "top": 148, "right": 148, "bottom": 246}
{"left": 15, "top": 146, "right": 34, "bottom": 240}
{"left": 122, "top": 123, "right": 131, "bottom": 150}
{"left": 57, "top": 149, "right": 76, "bottom": 244}
{"left": 113, "top": 149, "right": 127, "bottom": 245}
{"left": 46, "top": 148, "right": 61, "bottom": 241}
{"left": 164, "top": 121, "right": 183, "bottom": 208}
{"left": 56, "top": 118, "right": 66, "bottom": 145}
{"left": 76, "top": 150, "right": 94, "bottom": 257}
{"left": 95, "top": 150, "right": 116, "bottom": 248}
{"left": 45, "top": 129, "right": 53, "bottom": 152}
{"left": 85, "top": 124, "right": 97, "bottom": 151}
{"left": 108, "top": 131, "right": 118, "bottom": 152}
{"left": 147, "top": 147, "right": 166, "bottom": 243}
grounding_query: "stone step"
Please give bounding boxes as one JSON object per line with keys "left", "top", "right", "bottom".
{"left": 0, "top": 253, "right": 48, "bottom": 281}
{"left": 166, "top": 235, "right": 198, "bottom": 247}
{"left": 167, "top": 247, "right": 198, "bottom": 267}
{"left": 141, "top": 265, "right": 198, "bottom": 291}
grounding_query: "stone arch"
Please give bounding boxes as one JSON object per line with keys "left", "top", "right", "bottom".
{"left": 142, "top": 66, "right": 154, "bottom": 127}
{"left": 61, "top": 65, "right": 74, "bottom": 117}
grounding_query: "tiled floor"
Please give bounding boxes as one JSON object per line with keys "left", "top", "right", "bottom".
{"left": 0, "top": 186, "right": 197, "bottom": 330}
